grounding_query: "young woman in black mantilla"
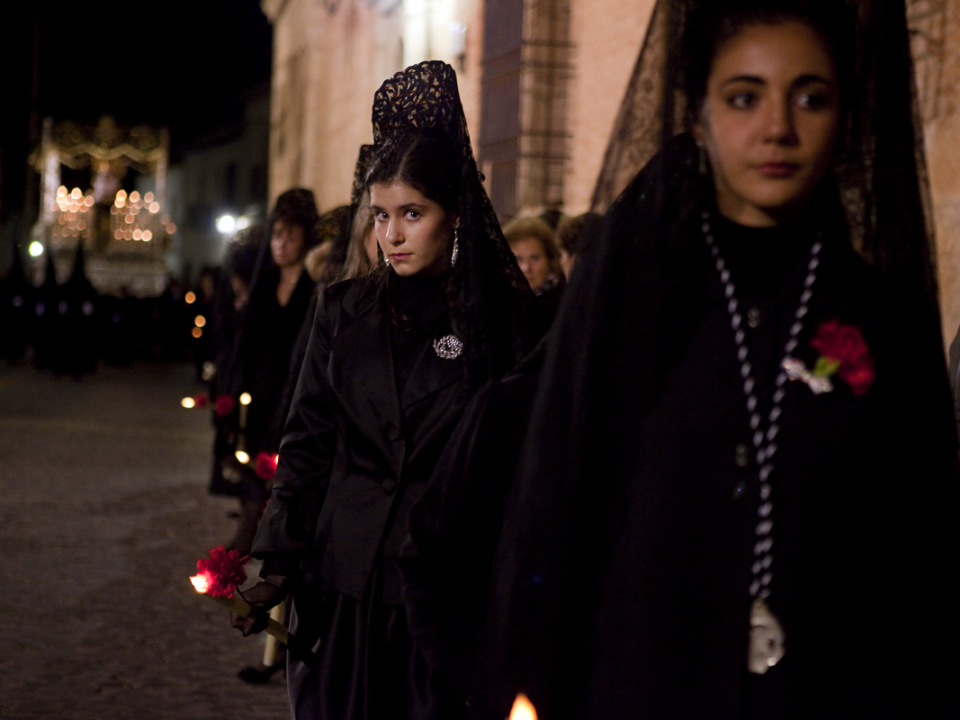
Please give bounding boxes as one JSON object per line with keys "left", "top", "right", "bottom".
{"left": 230, "top": 61, "right": 536, "bottom": 719}
{"left": 473, "top": 1, "right": 960, "bottom": 719}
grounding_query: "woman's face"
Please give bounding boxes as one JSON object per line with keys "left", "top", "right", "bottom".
{"left": 271, "top": 219, "right": 306, "bottom": 268}
{"left": 370, "top": 181, "right": 456, "bottom": 277}
{"left": 511, "top": 237, "right": 550, "bottom": 291}
{"left": 694, "top": 21, "right": 841, "bottom": 227}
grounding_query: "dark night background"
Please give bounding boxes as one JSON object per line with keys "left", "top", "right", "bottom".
{"left": 0, "top": 0, "right": 272, "bottom": 255}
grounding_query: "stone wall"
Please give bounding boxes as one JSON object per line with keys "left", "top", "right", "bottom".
{"left": 262, "top": 0, "right": 483, "bottom": 214}
{"left": 911, "top": 0, "right": 960, "bottom": 347}
{"left": 563, "top": 0, "right": 654, "bottom": 214}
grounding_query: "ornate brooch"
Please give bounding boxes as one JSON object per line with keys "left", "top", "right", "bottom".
{"left": 433, "top": 334, "right": 463, "bottom": 360}
{"left": 783, "top": 319, "right": 875, "bottom": 396}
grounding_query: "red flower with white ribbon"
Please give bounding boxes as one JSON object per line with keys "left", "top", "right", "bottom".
{"left": 783, "top": 319, "right": 875, "bottom": 396}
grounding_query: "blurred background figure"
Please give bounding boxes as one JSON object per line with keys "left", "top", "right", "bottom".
{"left": 58, "top": 242, "right": 99, "bottom": 378}
{"left": 503, "top": 215, "right": 565, "bottom": 333}
{"left": 555, "top": 211, "right": 602, "bottom": 281}
{"left": 222, "top": 189, "right": 320, "bottom": 554}
{"left": 0, "top": 245, "right": 33, "bottom": 364}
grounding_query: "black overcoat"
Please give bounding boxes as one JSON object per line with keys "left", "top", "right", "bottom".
{"left": 252, "top": 275, "right": 470, "bottom": 604}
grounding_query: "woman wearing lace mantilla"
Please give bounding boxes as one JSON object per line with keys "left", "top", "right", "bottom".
{"left": 474, "top": 1, "right": 960, "bottom": 718}
{"left": 231, "top": 61, "right": 536, "bottom": 719}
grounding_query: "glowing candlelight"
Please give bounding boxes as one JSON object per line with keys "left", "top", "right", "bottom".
{"left": 509, "top": 694, "right": 538, "bottom": 720}
{"left": 190, "top": 546, "right": 290, "bottom": 645}
{"left": 181, "top": 397, "right": 196, "bottom": 409}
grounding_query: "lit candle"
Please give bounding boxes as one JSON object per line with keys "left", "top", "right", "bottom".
{"left": 509, "top": 694, "right": 538, "bottom": 720}
{"left": 189, "top": 572, "right": 289, "bottom": 644}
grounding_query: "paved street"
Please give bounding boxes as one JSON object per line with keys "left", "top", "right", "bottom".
{"left": 0, "top": 362, "right": 289, "bottom": 720}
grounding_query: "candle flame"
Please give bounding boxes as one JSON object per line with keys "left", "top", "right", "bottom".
{"left": 181, "top": 397, "right": 196, "bottom": 409}
{"left": 190, "top": 573, "right": 210, "bottom": 594}
{"left": 235, "top": 450, "right": 250, "bottom": 464}
{"left": 239, "top": 392, "right": 252, "bottom": 406}
{"left": 509, "top": 694, "right": 538, "bottom": 720}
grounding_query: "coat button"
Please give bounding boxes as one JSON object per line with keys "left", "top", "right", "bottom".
{"left": 382, "top": 479, "right": 397, "bottom": 494}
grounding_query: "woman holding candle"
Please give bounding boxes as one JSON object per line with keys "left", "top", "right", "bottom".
{"left": 472, "top": 1, "right": 960, "bottom": 718}
{"left": 232, "top": 61, "right": 536, "bottom": 720}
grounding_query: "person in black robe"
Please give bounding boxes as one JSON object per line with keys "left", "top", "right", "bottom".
{"left": 467, "top": 2, "right": 960, "bottom": 719}
{"left": 58, "top": 242, "right": 99, "bottom": 378}
{"left": 0, "top": 244, "right": 33, "bottom": 364}
{"left": 206, "top": 228, "right": 261, "bottom": 499}
{"left": 31, "top": 251, "right": 61, "bottom": 372}
{"left": 225, "top": 190, "right": 321, "bottom": 553}
{"left": 230, "top": 61, "right": 537, "bottom": 720}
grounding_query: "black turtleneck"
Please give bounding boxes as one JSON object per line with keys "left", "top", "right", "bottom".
{"left": 387, "top": 271, "right": 451, "bottom": 396}
{"left": 711, "top": 214, "right": 817, "bottom": 395}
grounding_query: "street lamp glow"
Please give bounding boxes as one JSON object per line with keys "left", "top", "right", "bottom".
{"left": 29, "top": 241, "right": 44, "bottom": 257}
{"left": 216, "top": 214, "right": 236, "bottom": 235}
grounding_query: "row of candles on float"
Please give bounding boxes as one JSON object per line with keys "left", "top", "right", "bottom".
{"left": 111, "top": 189, "right": 175, "bottom": 242}
{"left": 53, "top": 186, "right": 94, "bottom": 238}
{"left": 51, "top": 186, "right": 177, "bottom": 243}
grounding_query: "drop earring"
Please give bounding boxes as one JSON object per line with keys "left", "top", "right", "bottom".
{"left": 451, "top": 227, "right": 459, "bottom": 267}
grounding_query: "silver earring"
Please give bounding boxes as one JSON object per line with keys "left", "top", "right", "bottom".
{"left": 384, "top": 255, "right": 390, "bottom": 266}
{"left": 451, "top": 228, "right": 459, "bottom": 267}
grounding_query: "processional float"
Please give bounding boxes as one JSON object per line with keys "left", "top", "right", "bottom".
{"left": 29, "top": 116, "right": 176, "bottom": 296}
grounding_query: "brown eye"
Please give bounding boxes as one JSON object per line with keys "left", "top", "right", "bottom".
{"left": 797, "top": 92, "right": 831, "bottom": 110}
{"left": 727, "top": 92, "right": 756, "bottom": 109}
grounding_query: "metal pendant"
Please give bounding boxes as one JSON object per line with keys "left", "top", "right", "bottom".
{"left": 748, "top": 598, "right": 785, "bottom": 674}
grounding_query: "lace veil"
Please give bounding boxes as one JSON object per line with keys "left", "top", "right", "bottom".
{"left": 371, "top": 61, "right": 536, "bottom": 383}
{"left": 592, "top": 0, "right": 938, "bottom": 309}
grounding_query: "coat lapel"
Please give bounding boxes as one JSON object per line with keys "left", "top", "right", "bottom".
{"left": 399, "top": 319, "right": 466, "bottom": 411}
{"left": 328, "top": 294, "right": 404, "bottom": 446}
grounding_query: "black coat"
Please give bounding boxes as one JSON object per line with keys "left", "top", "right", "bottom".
{"left": 252, "top": 276, "right": 471, "bottom": 604}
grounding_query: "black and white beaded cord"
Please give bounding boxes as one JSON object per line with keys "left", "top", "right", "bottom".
{"left": 702, "top": 210, "right": 822, "bottom": 603}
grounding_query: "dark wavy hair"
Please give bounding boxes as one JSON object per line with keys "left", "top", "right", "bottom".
{"left": 366, "top": 130, "right": 461, "bottom": 214}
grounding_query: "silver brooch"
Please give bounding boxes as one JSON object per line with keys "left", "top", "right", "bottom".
{"left": 433, "top": 335, "right": 463, "bottom": 360}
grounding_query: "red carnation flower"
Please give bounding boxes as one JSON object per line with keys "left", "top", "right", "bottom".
{"left": 193, "top": 392, "right": 208, "bottom": 408}
{"left": 811, "top": 319, "right": 875, "bottom": 396}
{"left": 215, "top": 395, "right": 235, "bottom": 417}
{"left": 255, "top": 452, "right": 278, "bottom": 480}
{"left": 195, "top": 545, "right": 249, "bottom": 597}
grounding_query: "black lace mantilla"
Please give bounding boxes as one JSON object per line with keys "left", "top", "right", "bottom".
{"left": 371, "top": 61, "right": 535, "bottom": 381}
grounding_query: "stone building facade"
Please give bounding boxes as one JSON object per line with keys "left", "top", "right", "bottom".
{"left": 260, "top": 0, "right": 960, "bottom": 346}
{"left": 259, "top": 0, "right": 652, "bottom": 218}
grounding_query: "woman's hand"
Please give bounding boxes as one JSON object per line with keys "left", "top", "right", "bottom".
{"left": 230, "top": 580, "right": 286, "bottom": 636}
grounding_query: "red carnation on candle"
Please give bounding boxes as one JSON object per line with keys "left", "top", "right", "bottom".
{"left": 193, "top": 392, "right": 208, "bottom": 408}
{"left": 255, "top": 452, "right": 278, "bottom": 480}
{"left": 810, "top": 319, "right": 875, "bottom": 396}
{"left": 194, "top": 545, "right": 249, "bottom": 597}
{"left": 215, "top": 394, "right": 236, "bottom": 417}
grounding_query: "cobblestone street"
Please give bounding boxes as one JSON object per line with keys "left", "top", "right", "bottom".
{"left": 0, "top": 362, "right": 289, "bottom": 720}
